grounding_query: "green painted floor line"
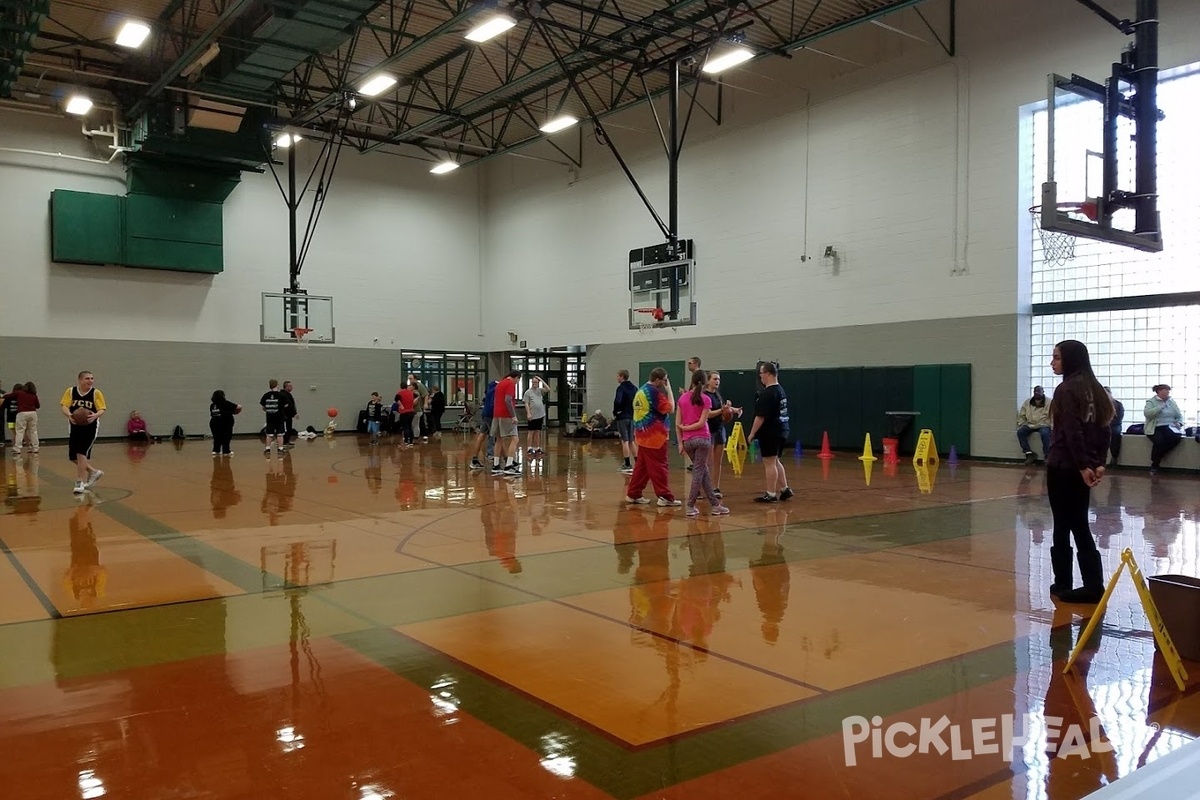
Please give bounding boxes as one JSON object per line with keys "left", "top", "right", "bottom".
{"left": 335, "top": 625, "right": 1026, "bottom": 800}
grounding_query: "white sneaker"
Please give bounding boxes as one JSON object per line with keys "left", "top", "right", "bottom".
{"left": 85, "top": 469, "right": 103, "bottom": 488}
{"left": 625, "top": 496, "right": 650, "bottom": 504}
{"left": 73, "top": 481, "right": 86, "bottom": 494}
{"left": 657, "top": 497, "right": 682, "bottom": 507}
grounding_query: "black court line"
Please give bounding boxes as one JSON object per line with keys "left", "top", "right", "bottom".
{"left": 0, "top": 532, "right": 61, "bottom": 620}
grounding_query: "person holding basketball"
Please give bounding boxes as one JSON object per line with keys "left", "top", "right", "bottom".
{"left": 705, "top": 371, "right": 742, "bottom": 497}
{"left": 61, "top": 371, "right": 106, "bottom": 494}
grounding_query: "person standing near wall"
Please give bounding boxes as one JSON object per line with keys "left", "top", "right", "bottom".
{"left": 523, "top": 375, "right": 548, "bottom": 455}
{"left": 1045, "top": 340, "right": 1113, "bottom": 604}
{"left": 280, "top": 380, "right": 298, "bottom": 448}
{"left": 746, "top": 361, "right": 792, "bottom": 503}
{"left": 429, "top": 385, "right": 446, "bottom": 439}
{"left": 2, "top": 382, "right": 40, "bottom": 454}
{"left": 1104, "top": 387, "right": 1124, "bottom": 466}
{"left": 209, "top": 390, "right": 242, "bottom": 456}
{"left": 613, "top": 369, "right": 638, "bottom": 474}
{"left": 260, "top": 379, "right": 286, "bottom": 455}
{"left": 61, "top": 371, "right": 105, "bottom": 494}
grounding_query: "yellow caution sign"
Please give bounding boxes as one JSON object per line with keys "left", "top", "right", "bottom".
{"left": 913, "top": 428, "right": 939, "bottom": 467}
{"left": 1064, "top": 548, "right": 1189, "bottom": 692}
{"left": 858, "top": 433, "right": 877, "bottom": 462}
{"left": 726, "top": 422, "right": 749, "bottom": 476}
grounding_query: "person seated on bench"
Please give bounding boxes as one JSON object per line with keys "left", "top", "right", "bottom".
{"left": 1104, "top": 387, "right": 1124, "bottom": 466}
{"left": 1016, "top": 386, "right": 1051, "bottom": 464}
{"left": 1144, "top": 384, "right": 1184, "bottom": 474}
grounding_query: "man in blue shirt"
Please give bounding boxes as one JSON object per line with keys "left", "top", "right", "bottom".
{"left": 469, "top": 380, "right": 498, "bottom": 470}
{"left": 613, "top": 369, "right": 638, "bottom": 473}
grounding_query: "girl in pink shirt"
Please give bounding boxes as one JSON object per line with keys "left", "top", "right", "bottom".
{"left": 676, "top": 370, "right": 730, "bottom": 516}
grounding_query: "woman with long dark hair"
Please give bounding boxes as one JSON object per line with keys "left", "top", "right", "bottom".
{"left": 1046, "top": 340, "right": 1114, "bottom": 604}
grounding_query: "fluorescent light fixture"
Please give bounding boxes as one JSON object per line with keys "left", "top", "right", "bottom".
{"left": 539, "top": 115, "right": 577, "bottom": 134}
{"left": 116, "top": 20, "right": 151, "bottom": 48}
{"left": 430, "top": 161, "right": 459, "bottom": 174}
{"left": 701, "top": 46, "right": 754, "bottom": 74}
{"left": 275, "top": 132, "right": 302, "bottom": 147}
{"left": 465, "top": 15, "right": 515, "bottom": 43}
{"left": 65, "top": 95, "right": 93, "bottom": 115}
{"left": 358, "top": 73, "right": 397, "bottom": 97}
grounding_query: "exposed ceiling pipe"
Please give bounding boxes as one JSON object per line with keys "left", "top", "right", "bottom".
{"left": 0, "top": 146, "right": 129, "bottom": 165}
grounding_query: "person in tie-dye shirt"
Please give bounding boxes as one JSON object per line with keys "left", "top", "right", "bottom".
{"left": 625, "top": 368, "right": 681, "bottom": 506}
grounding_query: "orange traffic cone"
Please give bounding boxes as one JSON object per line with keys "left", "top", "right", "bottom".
{"left": 817, "top": 431, "right": 834, "bottom": 459}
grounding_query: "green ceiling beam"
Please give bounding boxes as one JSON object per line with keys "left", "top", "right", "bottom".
{"left": 0, "top": 0, "right": 51, "bottom": 98}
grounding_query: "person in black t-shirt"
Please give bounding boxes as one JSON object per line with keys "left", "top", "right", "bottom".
{"left": 209, "top": 390, "right": 242, "bottom": 456}
{"left": 260, "top": 379, "right": 286, "bottom": 455}
{"left": 280, "top": 380, "right": 298, "bottom": 447}
{"left": 746, "top": 361, "right": 793, "bottom": 503}
{"left": 366, "top": 392, "right": 384, "bottom": 445}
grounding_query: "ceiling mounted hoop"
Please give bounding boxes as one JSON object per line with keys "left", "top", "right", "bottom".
{"left": 1030, "top": 201, "right": 1097, "bottom": 267}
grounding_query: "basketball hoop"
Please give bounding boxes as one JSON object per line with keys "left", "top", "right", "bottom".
{"left": 632, "top": 307, "right": 664, "bottom": 334}
{"left": 1030, "top": 200, "right": 1098, "bottom": 267}
{"left": 293, "top": 327, "right": 313, "bottom": 350}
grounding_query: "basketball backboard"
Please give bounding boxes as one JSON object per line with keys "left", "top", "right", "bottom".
{"left": 628, "top": 240, "right": 696, "bottom": 330}
{"left": 1040, "top": 62, "right": 1162, "bottom": 252}
{"left": 261, "top": 291, "right": 335, "bottom": 343}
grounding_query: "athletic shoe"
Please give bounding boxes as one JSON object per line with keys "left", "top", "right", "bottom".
{"left": 780, "top": 487, "right": 794, "bottom": 501}
{"left": 619, "top": 466, "right": 634, "bottom": 474}
{"left": 686, "top": 506, "right": 700, "bottom": 517}
{"left": 657, "top": 497, "right": 682, "bottom": 507}
{"left": 470, "top": 459, "right": 486, "bottom": 470}
{"left": 85, "top": 469, "right": 103, "bottom": 488}
{"left": 625, "top": 496, "right": 649, "bottom": 504}
{"left": 73, "top": 481, "right": 86, "bottom": 494}
{"left": 504, "top": 464, "right": 522, "bottom": 476}
{"left": 753, "top": 493, "right": 778, "bottom": 503}
{"left": 711, "top": 505, "right": 731, "bottom": 516}
{"left": 713, "top": 488, "right": 722, "bottom": 498}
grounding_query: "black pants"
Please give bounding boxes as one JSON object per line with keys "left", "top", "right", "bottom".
{"left": 1147, "top": 428, "right": 1181, "bottom": 467}
{"left": 284, "top": 416, "right": 296, "bottom": 445}
{"left": 210, "top": 419, "right": 234, "bottom": 454}
{"left": 397, "top": 412, "right": 415, "bottom": 444}
{"left": 430, "top": 411, "right": 444, "bottom": 434}
{"left": 1108, "top": 426, "right": 1122, "bottom": 462}
{"left": 1047, "top": 467, "right": 1099, "bottom": 554}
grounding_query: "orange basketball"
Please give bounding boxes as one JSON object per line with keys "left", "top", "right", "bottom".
{"left": 71, "top": 407, "right": 91, "bottom": 425}
{"left": 327, "top": 407, "right": 338, "bottom": 418}
{"left": 722, "top": 406, "right": 734, "bottom": 422}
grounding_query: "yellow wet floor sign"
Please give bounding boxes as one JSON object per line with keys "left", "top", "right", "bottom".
{"left": 726, "top": 422, "right": 748, "bottom": 475}
{"left": 1064, "top": 548, "right": 1188, "bottom": 692}
{"left": 913, "top": 428, "right": 939, "bottom": 467}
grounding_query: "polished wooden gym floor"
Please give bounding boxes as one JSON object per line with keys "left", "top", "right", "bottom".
{"left": 1, "top": 432, "right": 1198, "bottom": 799}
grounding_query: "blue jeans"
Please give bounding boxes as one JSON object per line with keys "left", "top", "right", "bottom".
{"left": 1017, "top": 425, "right": 1051, "bottom": 456}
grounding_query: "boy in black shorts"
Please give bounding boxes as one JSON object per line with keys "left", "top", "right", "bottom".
{"left": 746, "top": 361, "right": 793, "bottom": 503}
{"left": 61, "top": 371, "right": 107, "bottom": 494}
{"left": 260, "top": 379, "right": 286, "bottom": 455}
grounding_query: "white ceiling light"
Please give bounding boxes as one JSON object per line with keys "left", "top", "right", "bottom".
{"left": 65, "top": 95, "right": 93, "bottom": 115}
{"left": 465, "top": 15, "right": 516, "bottom": 43}
{"left": 358, "top": 73, "right": 397, "bottom": 97}
{"left": 116, "top": 20, "right": 151, "bottom": 49}
{"left": 275, "top": 132, "right": 302, "bottom": 147}
{"left": 701, "top": 46, "right": 754, "bottom": 74}
{"left": 539, "top": 115, "right": 577, "bottom": 134}
{"left": 430, "top": 161, "right": 460, "bottom": 174}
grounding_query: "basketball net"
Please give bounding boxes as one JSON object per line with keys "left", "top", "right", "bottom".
{"left": 1030, "top": 200, "right": 1097, "bottom": 267}
{"left": 293, "top": 327, "right": 313, "bottom": 350}
{"left": 633, "top": 307, "right": 664, "bottom": 333}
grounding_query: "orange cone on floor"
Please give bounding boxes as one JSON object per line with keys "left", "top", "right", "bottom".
{"left": 818, "top": 431, "right": 834, "bottom": 459}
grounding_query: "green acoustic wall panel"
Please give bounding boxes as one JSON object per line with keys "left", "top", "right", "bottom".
{"left": 913, "top": 365, "right": 943, "bottom": 453}
{"left": 124, "top": 193, "right": 223, "bottom": 273}
{"left": 50, "top": 190, "right": 123, "bottom": 265}
{"left": 814, "top": 369, "right": 841, "bottom": 447}
{"left": 638, "top": 361, "right": 687, "bottom": 393}
{"left": 835, "top": 368, "right": 863, "bottom": 449}
{"left": 862, "top": 368, "right": 890, "bottom": 441}
{"left": 884, "top": 367, "right": 918, "bottom": 453}
{"left": 791, "top": 370, "right": 819, "bottom": 446}
{"left": 716, "top": 370, "right": 757, "bottom": 442}
{"left": 939, "top": 364, "right": 972, "bottom": 455}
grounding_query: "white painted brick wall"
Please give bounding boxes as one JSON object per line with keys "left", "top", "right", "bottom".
{"left": 0, "top": 111, "right": 484, "bottom": 351}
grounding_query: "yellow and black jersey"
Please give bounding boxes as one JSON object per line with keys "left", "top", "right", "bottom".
{"left": 60, "top": 386, "right": 107, "bottom": 414}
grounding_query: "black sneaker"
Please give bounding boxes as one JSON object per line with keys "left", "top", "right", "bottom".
{"left": 753, "top": 493, "right": 778, "bottom": 503}
{"left": 780, "top": 487, "right": 794, "bottom": 501}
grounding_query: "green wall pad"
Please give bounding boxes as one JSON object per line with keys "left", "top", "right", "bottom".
{"left": 50, "top": 190, "right": 123, "bottom": 265}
